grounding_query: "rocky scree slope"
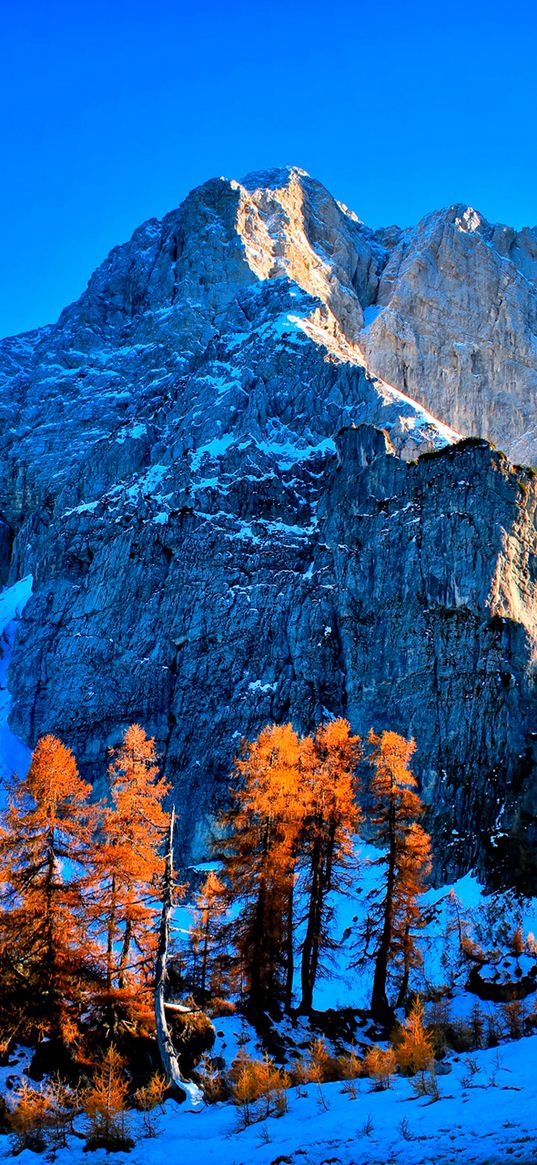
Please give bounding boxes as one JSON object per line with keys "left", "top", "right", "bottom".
{"left": 0, "top": 167, "right": 536, "bottom": 881}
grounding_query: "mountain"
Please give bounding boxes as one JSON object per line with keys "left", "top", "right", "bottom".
{"left": 0, "top": 166, "right": 536, "bottom": 880}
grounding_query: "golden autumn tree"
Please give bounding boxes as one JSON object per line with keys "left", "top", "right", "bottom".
{"left": 298, "top": 719, "right": 362, "bottom": 1014}
{"left": 393, "top": 821, "right": 432, "bottom": 1006}
{"left": 0, "top": 734, "right": 98, "bottom": 1045}
{"left": 394, "top": 996, "right": 434, "bottom": 1076}
{"left": 220, "top": 723, "right": 304, "bottom": 1015}
{"left": 189, "top": 870, "right": 227, "bottom": 1000}
{"left": 366, "top": 731, "right": 431, "bottom": 1025}
{"left": 91, "top": 725, "right": 170, "bottom": 1034}
{"left": 83, "top": 1045, "right": 132, "bottom": 1150}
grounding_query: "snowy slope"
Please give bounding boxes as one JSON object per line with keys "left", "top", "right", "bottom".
{"left": 1, "top": 1034, "right": 536, "bottom": 1165}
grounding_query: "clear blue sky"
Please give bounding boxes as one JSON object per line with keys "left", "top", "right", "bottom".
{"left": 2, "top": 0, "right": 536, "bottom": 337}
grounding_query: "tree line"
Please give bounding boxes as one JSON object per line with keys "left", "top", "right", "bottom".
{"left": 0, "top": 717, "right": 431, "bottom": 1071}
{"left": 190, "top": 720, "right": 431, "bottom": 1027}
{"left": 0, "top": 725, "right": 168, "bottom": 1057}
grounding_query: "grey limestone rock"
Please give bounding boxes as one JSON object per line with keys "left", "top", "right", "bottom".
{"left": 0, "top": 167, "right": 536, "bottom": 882}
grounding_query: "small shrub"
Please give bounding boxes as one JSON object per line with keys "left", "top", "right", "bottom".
{"left": 337, "top": 1049, "right": 362, "bottom": 1081}
{"left": 7, "top": 1075, "right": 81, "bottom": 1153}
{"left": 134, "top": 1072, "right": 166, "bottom": 1111}
{"left": 511, "top": 926, "right": 524, "bottom": 957}
{"left": 400, "top": 1116, "right": 414, "bottom": 1141}
{"left": 134, "top": 1073, "right": 167, "bottom": 1138}
{"left": 460, "top": 1055, "right": 480, "bottom": 1088}
{"left": 207, "top": 998, "right": 236, "bottom": 1018}
{"left": 7, "top": 1079, "right": 54, "bottom": 1154}
{"left": 230, "top": 1052, "right": 290, "bottom": 1127}
{"left": 361, "top": 1046, "right": 397, "bottom": 1090}
{"left": 340, "top": 1077, "right": 359, "bottom": 1100}
{"left": 82, "top": 1046, "right": 134, "bottom": 1152}
{"left": 503, "top": 999, "right": 525, "bottom": 1040}
{"left": 311, "top": 1039, "right": 337, "bottom": 1082}
{"left": 394, "top": 998, "right": 434, "bottom": 1077}
{"left": 46, "top": 1077, "right": 82, "bottom": 1150}
{"left": 359, "top": 1114, "right": 374, "bottom": 1137}
{"left": 292, "top": 1039, "right": 341, "bottom": 1085}
{"left": 410, "top": 1068, "right": 440, "bottom": 1100}
{"left": 291, "top": 1056, "right": 322, "bottom": 1086}
{"left": 197, "top": 1055, "right": 229, "bottom": 1104}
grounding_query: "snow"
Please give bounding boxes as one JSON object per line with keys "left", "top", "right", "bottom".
{"left": 3, "top": 1034, "right": 537, "bottom": 1164}
{"left": 190, "top": 434, "right": 235, "bottom": 471}
{"left": 255, "top": 435, "right": 337, "bottom": 467}
{"left": 362, "top": 304, "right": 384, "bottom": 328}
{"left": 115, "top": 421, "right": 147, "bottom": 444}
{"left": 126, "top": 463, "right": 168, "bottom": 500}
{"left": 0, "top": 575, "right": 33, "bottom": 803}
{"left": 188, "top": 861, "right": 220, "bottom": 874}
{"left": 62, "top": 498, "right": 100, "bottom": 517}
{"left": 1, "top": 830, "right": 537, "bottom": 1161}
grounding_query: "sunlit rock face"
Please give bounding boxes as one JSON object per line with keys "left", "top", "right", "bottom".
{"left": 0, "top": 167, "right": 536, "bottom": 881}
{"left": 359, "top": 205, "right": 537, "bottom": 466}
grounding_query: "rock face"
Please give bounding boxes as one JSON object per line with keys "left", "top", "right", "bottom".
{"left": 0, "top": 166, "right": 536, "bottom": 881}
{"left": 360, "top": 206, "right": 537, "bottom": 466}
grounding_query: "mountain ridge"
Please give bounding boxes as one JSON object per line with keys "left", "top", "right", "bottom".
{"left": 0, "top": 167, "right": 536, "bottom": 881}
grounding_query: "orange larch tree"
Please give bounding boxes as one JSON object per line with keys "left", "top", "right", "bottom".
{"left": 366, "top": 730, "right": 431, "bottom": 1025}
{"left": 392, "top": 820, "right": 432, "bottom": 1006}
{"left": 0, "top": 734, "right": 98, "bottom": 1045}
{"left": 298, "top": 719, "right": 362, "bottom": 1014}
{"left": 91, "top": 724, "right": 170, "bottom": 1035}
{"left": 220, "top": 723, "right": 303, "bottom": 1015}
{"left": 189, "top": 869, "right": 227, "bottom": 1000}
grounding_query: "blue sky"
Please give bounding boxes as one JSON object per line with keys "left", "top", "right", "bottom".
{"left": 2, "top": 0, "right": 536, "bottom": 337}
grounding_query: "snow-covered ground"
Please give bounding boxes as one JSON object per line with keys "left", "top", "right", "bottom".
{"left": 2, "top": 1033, "right": 537, "bottom": 1164}
{"left": 3, "top": 842, "right": 534, "bottom": 1163}
{"left": 152, "top": 850, "right": 537, "bottom": 1164}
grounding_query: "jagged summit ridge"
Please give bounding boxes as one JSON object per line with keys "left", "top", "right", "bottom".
{"left": 9, "top": 163, "right": 535, "bottom": 462}
{"left": 237, "top": 164, "right": 311, "bottom": 190}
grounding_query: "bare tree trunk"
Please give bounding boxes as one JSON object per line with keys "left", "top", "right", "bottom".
{"left": 154, "top": 806, "right": 202, "bottom": 1106}
{"left": 371, "top": 805, "right": 397, "bottom": 1028}
{"left": 299, "top": 833, "right": 323, "bottom": 1014}
{"left": 283, "top": 873, "right": 295, "bottom": 1014}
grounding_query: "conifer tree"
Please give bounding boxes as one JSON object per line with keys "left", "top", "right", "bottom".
{"left": 393, "top": 821, "right": 432, "bottom": 1006}
{"left": 298, "top": 719, "right": 362, "bottom": 1014}
{"left": 83, "top": 1045, "right": 132, "bottom": 1150}
{"left": 91, "top": 725, "right": 169, "bottom": 1034}
{"left": 220, "top": 723, "right": 303, "bottom": 1014}
{"left": 394, "top": 996, "right": 434, "bottom": 1076}
{"left": 0, "top": 734, "right": 98, "bottom": 1045}
{"left": 366, "top": 731, "right": 431, "bottom": 1025}
{"left": 189, "top": 870, "right": 227, "bottom": 999}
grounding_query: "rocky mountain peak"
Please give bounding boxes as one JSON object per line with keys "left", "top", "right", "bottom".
{"left": 0, "top": 168, "right": 536, "bottom": 883}
{"left": 238, "top": 164, "right": 311, "bottom": 191}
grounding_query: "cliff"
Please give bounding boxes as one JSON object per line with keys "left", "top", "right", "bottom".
{"left": 0, "top": 167, "right": 536, "bottom": 881}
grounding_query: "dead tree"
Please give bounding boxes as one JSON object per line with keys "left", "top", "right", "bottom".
{"left": 154, "top": 805, "right": 203, "bottom": 1106}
